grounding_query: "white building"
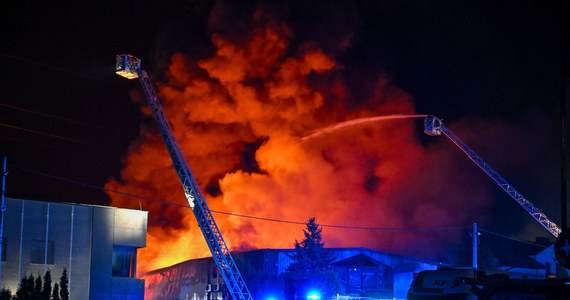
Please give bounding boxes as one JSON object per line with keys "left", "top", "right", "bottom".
{"left": 0, "top": 197, "right": 148, "bottom": 299}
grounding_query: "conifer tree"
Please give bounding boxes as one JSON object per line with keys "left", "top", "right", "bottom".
{"left": 288, "top": 217, "right": 336, "bottom": 273}
{"left": 59, "top": 268, "right": 69, "bottom": 300}
{"left": 42, "top": 270, "right": 52, "bottom": 300}
{"left": 52, "top": 283, "right": 61, "bottom": 300}
{"left": 15, "top": 274, "right": 34, "bottom": 300}
{"left": 34, "top": 273, "right": 43, "bottom": 299}
{"left": 285, "top": 217, "right": 343, "bottom": 298}
{"left": 0, "top": 287, "right": 12, "bottom": 300}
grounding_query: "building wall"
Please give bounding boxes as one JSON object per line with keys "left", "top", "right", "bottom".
{"left": 0, "top": 198, "right": 147, "bottom": 300}
{"left": 144, "top": 257, "right": 213, "bottom": 300}
{"left": 143, "top": 248, "right": 439, "bottom": 300}
{"left": 90, "top": 206, "right": 147, "bottom": 299}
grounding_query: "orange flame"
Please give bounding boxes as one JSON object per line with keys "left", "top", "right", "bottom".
{"left": 106, "top": 9, "right": 493, "bottom": 275}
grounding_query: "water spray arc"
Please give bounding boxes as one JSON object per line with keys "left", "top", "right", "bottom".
{"left": 115, "top": 54, "right": 253, "bottom": 300}
{"left": 302, "top": 114, "right": 427, "bottom": 141}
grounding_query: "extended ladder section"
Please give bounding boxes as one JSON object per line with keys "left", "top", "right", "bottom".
{"left": 424, "top": 115, "right": 561, "bottom": 237}
{"left": 116, "top": 54, "right": 253, "bottom": 300}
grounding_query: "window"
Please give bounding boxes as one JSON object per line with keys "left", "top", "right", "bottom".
{"left": 31, "top": 239, "right": 54, "bottom": 264}
{"left": 345, "top": 266, "right": 393, "bottom": 297}
{"left": 1, "top": 237, "right": 6, "bottom": 262}
{"left": 112, "top": 246, "right": 137, "bottom": 277}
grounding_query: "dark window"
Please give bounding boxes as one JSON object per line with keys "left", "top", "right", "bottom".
{"left": 1, "top": 237, "right": 6, "bottom": 262}
{"left": 31, "top": 239, "right": 54, "bottom": 264}
{"left": 344, "top": 266, "right": 393, "bottom": 298}
{"left": 112, "top": 246, "right": 137, "bottom": 277}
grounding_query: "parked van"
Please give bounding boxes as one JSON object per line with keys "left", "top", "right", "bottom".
{"left": 407, "top": 268, "right": 570, "bottom": 299}
{"left": 406, "top": 268, "right": 483, "bottom": 300}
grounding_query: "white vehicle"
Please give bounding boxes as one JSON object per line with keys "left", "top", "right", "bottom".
{"left": 407, "top": 268, "right": 482, "bottom": 300}
{"left": 407, "top": 268, "right": 570, "bottom": 299}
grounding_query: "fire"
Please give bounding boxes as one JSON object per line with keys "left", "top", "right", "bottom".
{"left": 106, "top": 6, "right": 494, "bottom": 275}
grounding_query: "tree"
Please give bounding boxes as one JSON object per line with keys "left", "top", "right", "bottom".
{"left": 13, "top": 270, "right": 62, "bottom": 300}
{"left": 52, "top": 283, "right": 61, "bottom": 300}
{"left": 284, "top": 217, "right": 343, "bottom": 299}
{"left": 0, "top": 287, "right": 12, "bottom": 300}
{"left": 34, "top": 273, "right": 42, "bottom": 299}
{"left": 15, "top": 274, "right": 34, "bottom": 300}
{"left": 288, "top": 218, "right": 336, "bottom": 272}
{"left": 42, "top": 270, "right": 52, "bottom": 300}
{"left": 59, "top": 269, "right": 69, "bottom": 300}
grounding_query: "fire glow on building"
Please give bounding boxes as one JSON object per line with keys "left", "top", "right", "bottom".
{"left": 106, "top": 5, "right": 513, "bottom": 275}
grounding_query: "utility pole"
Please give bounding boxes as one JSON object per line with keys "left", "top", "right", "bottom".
{"left": 561, "top": 0, "right": 568, "bottom": 231}
{"left": 0, "top": 156, "right": 7, "bottom": 283}
{"left": 472, "top": 222, "right": 478, "bottom": 270}
{"left": 561, "top": 73, "right": 567, "bottom": 230}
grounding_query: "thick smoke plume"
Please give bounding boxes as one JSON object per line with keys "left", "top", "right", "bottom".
{"left": 106, "top": 3, "right": 500, "bottom": 273}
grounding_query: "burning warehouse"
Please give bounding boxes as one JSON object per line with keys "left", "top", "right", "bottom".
{"left": 107, "top": 1, "right": 564, "bottom": 296}
{"left": 142, "top": 248, "right": 439, "bottom": 300}
{"left": 0, "top": 0, "right": 564, "bottom": 299}
{"left": 107, "top": 2, "right": 564, "bottom": 298}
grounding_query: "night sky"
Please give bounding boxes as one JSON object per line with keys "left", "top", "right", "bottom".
{"left": 1, "top": 0, "right": 568, "bottom": 265}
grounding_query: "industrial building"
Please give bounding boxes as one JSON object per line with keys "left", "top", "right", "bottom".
{"left": 0, "top": 197, "right": 148, "bottom": 299}
{"left": 143, "top": 248, "right": 441, "bottom": 300}
{"left": 142, "top": 242, "right": 556, "bottom": 300}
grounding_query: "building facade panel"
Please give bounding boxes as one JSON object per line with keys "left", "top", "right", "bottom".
{"left": 20, "top": 201, "right": 48, "bottom": 279}
{"left": 89, "top": 207, "right": 115, "bottom": 299}
{"left": 69, "top": 204, "right": 94, "bottom": 300}
{"left": 1, "top": 199, "right": 23, "bottom": 291}
{"left": 113, "top": 209, "right": 147, "bottom": 248}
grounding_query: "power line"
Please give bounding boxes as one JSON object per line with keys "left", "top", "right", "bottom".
{"left": 0, "top": 135, "right": 66, "bottom": 152}
{"left": 11, "top": 164, "right": 466, "bottom": 232}
{"left": 0, "top": 102, "right": 104, "bottom": 130}
{"left": 13, "top": 164, "right": 186, "bottom": 207}
{"left": 0, "top": 52, "right": 98, "bottom": 80}
{"left": 10, "top": 165, "right": 556, "bottom": 244}
{"left": 0, "top": 122, "right": 111, "bottom": 150}
{"left": 478, "top": 228, "right": 550, "bottom": 249}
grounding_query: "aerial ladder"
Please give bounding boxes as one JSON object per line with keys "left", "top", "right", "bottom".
{"left": 115, "top": 54, "right": 253, "bottom": 300}
{"left": 424, "top": 115, "right": 561, "bottom": 237}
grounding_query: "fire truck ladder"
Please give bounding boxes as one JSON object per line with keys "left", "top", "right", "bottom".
{"left": 115, "top": 54, "right": 253, "bottom": 300}
{"left": 424, "top": 115, "right": 561, "bottom": 237}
